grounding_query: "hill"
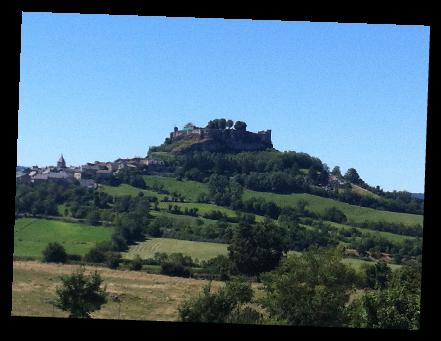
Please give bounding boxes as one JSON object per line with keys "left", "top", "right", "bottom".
{"left": 137, "top": 175, "right": 422, "bottom": 226}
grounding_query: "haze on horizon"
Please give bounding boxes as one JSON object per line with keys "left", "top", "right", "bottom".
{"left": 18, "top": 14, "right": 429, "bottom": 193}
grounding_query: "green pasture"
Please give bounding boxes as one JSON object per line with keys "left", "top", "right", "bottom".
{"left": 243, "top": 190, "right": 423, "bottom": 226}
{"left": 14, "top": 218, "right": 112, "bottom": 258}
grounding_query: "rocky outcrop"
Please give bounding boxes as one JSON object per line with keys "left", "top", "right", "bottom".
{"left": 170, "top": 129, "right": 273, "bottom": 154}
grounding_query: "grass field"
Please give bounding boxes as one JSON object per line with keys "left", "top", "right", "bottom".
{"left": 341, "top": 257, "right": 402, "bottom": 271}
{"left": 12, "top": 260, "right": 223, "bottom": 320}
{"left": 158, "top": 201, "right": 265, "bottom": 222}
{"left": 14, "top": 218, "right": 112, "bottom": 258}
{"left": 327, "top": 221, "right": 417, "bottom": 243}
{"left": 124, "top": 237, "right": 229, "bottom": 261}
{"left": 351, "top": 184, "right": 382, "bottom": 200}
{"left": 99, "top": 184, "right": 165, "bottom": 199}
{"left": 143, "top": 175, "right": 208, "bottom": 202}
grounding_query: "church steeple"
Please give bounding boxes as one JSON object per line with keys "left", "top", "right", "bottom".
{"left": 57, "top": 154, "right": 66, "bottom": 169}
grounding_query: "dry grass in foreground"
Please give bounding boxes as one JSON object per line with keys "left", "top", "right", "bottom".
{"left": 12, "top": 260, "right": 224, "bottom": 321}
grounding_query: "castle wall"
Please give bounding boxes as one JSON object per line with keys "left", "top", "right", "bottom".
{"left": 169, "top": 126, "right": 273, "bottom": 152}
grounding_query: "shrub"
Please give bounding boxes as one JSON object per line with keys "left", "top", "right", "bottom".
{"left": 83, "top": 247, "right": 107, "bottom": 264}
{"left": 160, "top": 262, "right": 191, "bottom": 278}
{"left": 42, "top": 242, "right": 67, "bottom": 263}
{"left": 322, "top": 207, "right": 347, "bottom": 223}
{"left": 105, "top": 252, "right": 122, "bottom": 269}
{"left": 129, "top": 255, "right": 143, "bottom": 271}
{"left": 66, "top": 254, "right": 82, "bottom": 262}
{"left": 178, "top": 279, "right": 253, "bottom": 323}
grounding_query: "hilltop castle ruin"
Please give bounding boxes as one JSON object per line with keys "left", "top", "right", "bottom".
{"left": 166, "top": 121, "right": 273, "bottom": 153}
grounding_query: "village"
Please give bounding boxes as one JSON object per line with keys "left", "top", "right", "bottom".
{"left": 15, "top": 154, "right": 165, "bottom": 188}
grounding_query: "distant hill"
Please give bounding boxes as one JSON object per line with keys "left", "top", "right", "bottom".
{"left": 16, "top": 166, "right": 27, "bottom": 172}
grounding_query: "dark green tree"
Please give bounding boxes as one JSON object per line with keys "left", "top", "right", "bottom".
{"left": 42, "top": 242, "right": 68, "bottom": 263}
{"left": 228, "top": 221, "right": 287, "bottom": 276}
{"left": 129, "top": 255, "right": 143, "bottom": 271}
{"left": 83, "top": 244, "right": 107, "bottom": 263}
{"left": 261, "top": 247, "right": 357, "bottom": 327}
{"left": 322, "top": 207, "right": 347, "bottom": 223}
{"left": 54, "top": 267, "right": 107, "bottom": 318}
{"left": 350, "top": 284, "right": 420, "bottom": 330}
{"left": 363, "top": 261, "right": 392, "bottom": 289}
{"left": 219, "top": 118, "right": 227, "bottom": 130}
{"left": 234, "top": 121, "right": 247, "bottom": 131}
{"left": 105, "top": 252, "right": 122, "bottom": 269}
{"left": 331, "top": 166, "right": 343, "bottom": 178}
{"left": 86, "top": 208, "right": 101, "bottom": 226}
{"left": 344, "top": 168, "right": 363, "bottom": 184}
{"left": 227, "top": 119, "right": 234, "bottom": 129}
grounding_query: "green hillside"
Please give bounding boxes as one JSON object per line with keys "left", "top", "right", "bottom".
{"left": 327, "top": 222, "right": 417, "bottom": 243}
{"left": 141, "top": 175, "right": 422, "bottom": 226}
{"left": 243, "top": 190, "right": 423, "bottom": 226}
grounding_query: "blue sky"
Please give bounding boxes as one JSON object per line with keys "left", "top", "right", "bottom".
{"left": 18, "top": 14, "right": 430, "bottom": 193}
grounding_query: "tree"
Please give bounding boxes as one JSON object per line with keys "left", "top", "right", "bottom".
{"left": 331, "top": 166, "right": 343, "bottom": 178}
{"left": 129, "top": 255, "right": 143, "bottom": 271}
{"left": 350, "top": 284, "right": 420, "bottom": 330}
{"left": 228, "top": 221, "right": 287, "bottom": 276}
{"left": 42, "top": 242, "right": 68, "bottom": 263}
{"left": 178, "top": 279, "right": 254, "bottom": 323}
{"left": 201, "top": 255, "right": 232, "bottom": 280}
{"left": 322, "top": 207, "right": 347, "bottom": 223}
{"left": 208, "top": 174, "right": 243, "bottom": 207}
{"left": 83, "top": 245, "right": 107, "bottom": 264}
{"left": 160, "top": 262, "right": 191, "bottom": 277}
{"left": 234, "top": 121, "right": 247, "bottom": 131}
{"left": 344, "top": 168, "right": 363, "bottom": 184}
{"left": 296, "top": 199, "right": 309, "bottom": 215}
{"left": 53, "top": 267, "right": 107, "bottom": 318}
{"left": 105, "top": 252, "right": 122, "bottom": 269}
{"left": 261, "top": 247, "right": 357, "bottom": 327}
{"left": 86, "top": 208, "right": 101, "bottom": 226}
{"left": 227, "top": 119, "right": 234, "bottom": 129}
{"left": 219, "top": 118, "right": 227, "bottom": 130}
{"left": 363, "top": 261, "right": 392, "bottom": 289}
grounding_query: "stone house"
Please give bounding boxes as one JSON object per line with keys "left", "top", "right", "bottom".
{"left": 96, "top": 169, "right": 113, "bottom": 179}
{"left": 16, "top": 172, "right": 31, "bottom": 184}
{"left": 33, "top": 174, "right": 49, "bottom": 183}
{"left": 80, "top": 179, "right": 97, "bottom": 189}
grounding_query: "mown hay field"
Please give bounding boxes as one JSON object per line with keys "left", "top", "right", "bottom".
{"left": 124, "top": 237, "right": 229, "bottom": 261}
